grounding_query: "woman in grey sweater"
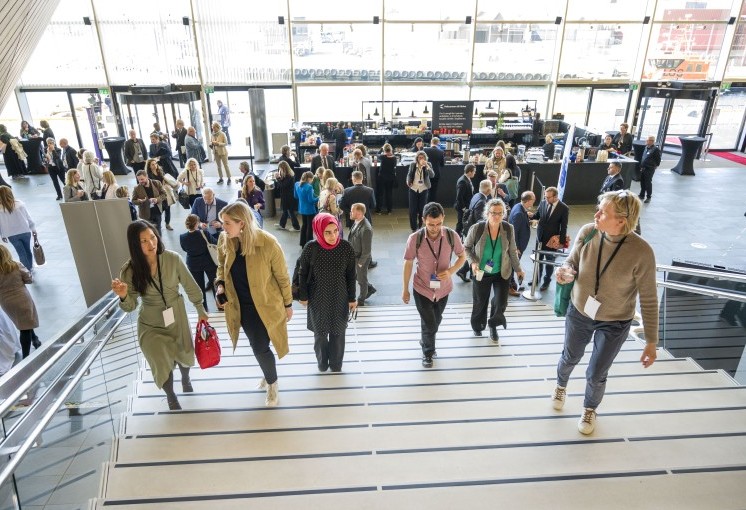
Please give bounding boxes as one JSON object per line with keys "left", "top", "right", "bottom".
{"left": 552, "top": 190, "right": 658, "bottom": 435}
{"left": 464, "top": 198, "right": 524, "bottom": 343}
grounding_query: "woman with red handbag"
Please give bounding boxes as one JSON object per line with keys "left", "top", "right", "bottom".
{"left": 214, "top": 201, "right": 293, "bottom": 407}
{"left": 112, "top": 221, "right": 208, "bottom": 411}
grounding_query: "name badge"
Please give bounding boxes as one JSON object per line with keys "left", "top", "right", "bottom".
{"left": 163, "top": 307, "right": 175, "bottom": 327}
{"left": 484, "top": 261, "right": 495, "bottom": 274}
{"left": 583, "top": 296, "right": 601, "bottom": 320}
{"left": 429, "top": 274, "right": 441, "bottom": 289}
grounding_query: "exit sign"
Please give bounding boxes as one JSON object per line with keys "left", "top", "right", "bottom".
{"left": 98, "top": 88, "right": 109, "bottom": 95}
{"left": 629, "top": 83, "right": 639, "bottom": 91}
{"left": 721, "top": 82, "right": 732, "bottom": 90}
{"left": 204, "top": 86, "right": 215, "bottom": 94}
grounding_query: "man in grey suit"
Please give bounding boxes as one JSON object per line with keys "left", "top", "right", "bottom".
{"left": 348, "top": 203, "right": 375, "bottom": 306}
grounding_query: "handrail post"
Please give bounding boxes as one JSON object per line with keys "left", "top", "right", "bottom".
{"left": 523, "top": 240, "right": 544, "bottom": 301}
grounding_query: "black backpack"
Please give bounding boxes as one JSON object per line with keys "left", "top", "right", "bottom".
{"left": 462, "top": 195, "right": 486, "bottom": 234}
{"left": 415, "top": 227, "right": 456, "bottom": 254}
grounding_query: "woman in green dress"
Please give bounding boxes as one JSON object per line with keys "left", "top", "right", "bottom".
{"left": 112, "top": 220, "right": 208, "bottom": 410}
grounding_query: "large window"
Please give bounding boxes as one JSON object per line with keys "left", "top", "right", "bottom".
{"left": 95, "top": 0, "right": 199, "bottom": 86}
{"left": 292, "top": 24, "right": 380, "bottom": 83}
{"left": 297, "top": 85, "right": 381, "bottom": 121}
{"left": 20, "top": 0, "right": 105, "bottom": 86}
{"left": 383, "top": 23, "right": 470, "bottom": 81}
{"left": 476, "top": 3, "right": 562, "bottom": 21}
{"left": 385, "top": 0, "right": 476, "bottom": 20}
{"left": 195, "top": 0, "right": 291, "bottom": 85}
{"left": 567, "top": 0, "right": 651, "bottom": 21}
{"left": 559, "top": 24, "right": 644, "bottom": 81}
{"left": 586, "top": 89, "right": 630, "bottom": 132}
{"left": 725, "top": 2, "right": 746, "bottom": 78}
{"left": 710, "top": 87, "right": 746, "bottom": 149}
{"left": 290, "top": 0, "right": 381, "bottom": 21}
{"left": 553, "top": 87, "right": 591, "bottom": 124}
{"left": 472, "top": 24, "right": 556, "bottom": 81}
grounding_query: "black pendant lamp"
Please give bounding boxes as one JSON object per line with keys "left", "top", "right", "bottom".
{"left": 373, "top": 107, "right": 379, "bottom": 116}
{"left": 423, "top": 104, "right": 429, "bottom": 114}
{"left": 395, "top": 107, "right": 401, "bottom": 116}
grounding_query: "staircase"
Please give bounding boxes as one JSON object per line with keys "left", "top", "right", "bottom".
{"left": 92, "top": 301, "right": 746, "bottom": 509}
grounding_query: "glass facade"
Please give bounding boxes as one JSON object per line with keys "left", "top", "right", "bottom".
{"left": 7, "top": 0, "right": 746, "bottom": 151}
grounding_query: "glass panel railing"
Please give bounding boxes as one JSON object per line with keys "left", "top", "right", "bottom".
{"left": 656, "top": 264, "right": 746, "bottom": 385}
{"left": 0, "top": 294, "right": 141, "bottom": 509}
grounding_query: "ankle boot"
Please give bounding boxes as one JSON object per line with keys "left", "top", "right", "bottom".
{"left": 178, "top": 365, "right": 193, "bottom": 393}
{"left": 162, "top": 371, "right": 181, "bottom": 410}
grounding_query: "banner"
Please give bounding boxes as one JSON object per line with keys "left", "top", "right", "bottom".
{"left": 557, "top": 124, "right": 575, "bottom": 201}
{"left": 432, "top": 101, "right": 473, "bottom": 134}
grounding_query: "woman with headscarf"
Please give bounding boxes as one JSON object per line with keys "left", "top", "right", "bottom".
{"left": 297, "top": 213, "right": 356, "bottom": 372}
{"left": 215, "top": 201, "right": 293, "bottom": 406}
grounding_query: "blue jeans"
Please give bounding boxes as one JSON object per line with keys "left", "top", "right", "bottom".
{"left": 556, "top": 302, "right": 632, "bottom": 409}
{"left": 8, "top": 232, "right": 33, "bottom": 271}
{"left": 252, "top": 209, "right": 264, "bottom": 229}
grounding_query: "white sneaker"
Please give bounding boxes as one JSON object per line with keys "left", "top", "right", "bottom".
{"left": 578, "top": 408, "right": 596, "bottom": 435}
{"left": 256, "top": 377, "right": 267, "bottom": 390}
{"left": 292, "top": 227, "right": 302, "bottom": 232}
{"left": 274, "top": 224, "right": 286, "bottom": 230}
{"left": 265, "top": 381, "right": 279, "bottom": 407}
{"left": 551, "top": 385, "right": 566, "bottom": 410}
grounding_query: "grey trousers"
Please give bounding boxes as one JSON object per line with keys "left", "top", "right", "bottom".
{"left": 355, "top": 255, "right": 370, "bottom": 301}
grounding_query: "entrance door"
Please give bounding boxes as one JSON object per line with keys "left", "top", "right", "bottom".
{"left": 118, "top": 92, "right": 205, "bottom": 163}
{"left": 635, "top": 83, "right": 718, "bottom": 154}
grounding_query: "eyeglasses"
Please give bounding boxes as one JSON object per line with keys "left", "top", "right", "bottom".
{"left": 488, "top": 210, "right": 504, "bottom": 216}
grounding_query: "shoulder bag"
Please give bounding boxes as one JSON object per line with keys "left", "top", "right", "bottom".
{"left": 194, "top": 319, "right": 221, "bottom": 369}
{"left": 199, "top": 229, "right": 219, "bottom": 266}
{"left": 32, "top": 233, "right": 46, "bottom": 266}
{"left": 554, "top": 228, "right": 597, "bottom": 317}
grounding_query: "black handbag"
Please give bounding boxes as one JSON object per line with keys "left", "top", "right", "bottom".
{"left": 178, "top": 189, "right": 191, "bottom": 209}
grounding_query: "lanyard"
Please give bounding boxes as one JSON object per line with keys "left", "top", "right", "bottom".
{"left": 425, "top": 236, "right": 443, "bottom": 274}
{"left": 487, "top": 223, "right": 500, "bottom": 261}
{"left": 149, "top": 256, "right": 168, "bottom": 308}
{"left": 594, "top": 233, "right": 627, "bottom": 296}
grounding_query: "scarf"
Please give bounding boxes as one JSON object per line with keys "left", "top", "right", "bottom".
{"left": 312, "top": 213, "right": 340, "bottom": 250}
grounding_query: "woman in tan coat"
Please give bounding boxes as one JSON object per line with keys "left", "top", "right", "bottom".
{"left": 210, "top": 121, "right": 231, "bottom": 184}
{"left": 215, "top": 201, "right": 292, "bottom": 407}
{"left": 0, "top": 245, "right": 39, "bottom": 358}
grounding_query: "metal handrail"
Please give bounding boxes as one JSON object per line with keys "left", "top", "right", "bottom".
{"left": 657, "top": 281, "right": 746, "bottom": 302}
{"left": 657, "top": 264, "right": 746, "bottom": 284}
{"left": 0, "top": 293, "right": 120, "bottom": 417}
{"left": 0, "top": 296, "right": 126, "bottom": 489}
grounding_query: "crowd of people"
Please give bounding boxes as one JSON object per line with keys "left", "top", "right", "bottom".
{"left": 0, "top": 121, "right": 661, "bottom": 437}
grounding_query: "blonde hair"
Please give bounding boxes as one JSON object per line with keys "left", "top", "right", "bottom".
{"left": 323, "top": 177, "right": 339, "bottom": 192}
{"left": 0, "top": 186, "right": 15, "bottom": 213}
{"left": 277, "top": 160, "right": 294, "bottom": 178}
{"left": 0, "top": 245, "right": 21, "bottom": 274}
{"left": 219, "top": 201, "right": 258, "bottom": 257}
{"left": 115, "top": 186, "right": 129, "bottom": 198}
{"left": 102, "top": 170, "right": 117, "bottom": 186}
{"left": 321, "top": 169, "right": 335, "bottom": 185}
{"left": 83, "top": 150, "right": 95, "bottom": 164}
{"left": 301, "top": 171, "right": 314, "bottom": 183}
{"left": 599, "top": 190, "right": 641, "bottom": 236}
{"left": 211, "top": 121, "right": 221, "bottom": 131}
{"left": 65, "top": 169, "right": 79, "bottom": 186}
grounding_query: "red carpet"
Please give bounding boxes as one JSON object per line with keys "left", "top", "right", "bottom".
{"left": 711, "top": 151, "right": 746, "bottom": 166}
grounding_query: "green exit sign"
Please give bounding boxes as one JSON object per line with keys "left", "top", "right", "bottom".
{"left": 98, "top": 88, "right": 109, "bottom": 95}
{"left": 629, "top": 83, "right": 639, "bottom": 91}
{"left": 721, "top": 82, "right": 732, "bottom": 90}
{"left": 204, "top": 86, "right": 215, "bottom": 94}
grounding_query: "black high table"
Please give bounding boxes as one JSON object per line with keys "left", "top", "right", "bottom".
{"left": 19, "top": 138, "right": 45, "bottom": 174}
{"left": 671, "top": 136, "right": 705, "bottom": 176}
{"left": 632, "top": 140, "right": 648, "bottom": 181}
{"left": 103, "top": 137, "right": 130, "bottom": 175}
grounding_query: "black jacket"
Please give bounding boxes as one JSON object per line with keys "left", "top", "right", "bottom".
{"left": 274, "top": 174, "right": 297, "bottom": 210}
{"left": 377, "top": 154, "right": 397, "bottom": 183}
{"left": 600, "top": 173, "right": 624, "bottom": 193}
{"left": 279, "top": 154, "right": 300, "bottom": 170}
{"left": 423, "top": 146, "right": 445, "bottom": 179}
{"left": 455, "top": 174, "right": 474, "bottom": 211}
{"left": 61, "top": 145, "right": 79, "bottom": 170}
{"left": 640, "top": 144, "right": 662, "bottom": 170}
{"left": 534, "top": 199, "right": 569, "bottom": 245}
{"left": 339, "top": 184, "right": 375, "bottom": 228}
{"left": 172, "top": 127, "right": 187, "bottom": 150}
{"left": 179, "top": 230, "right": 217, "bottom": 272}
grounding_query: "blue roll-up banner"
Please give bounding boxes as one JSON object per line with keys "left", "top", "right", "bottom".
{"left": 557, "top": 124, "right": 575, "bottom": 201}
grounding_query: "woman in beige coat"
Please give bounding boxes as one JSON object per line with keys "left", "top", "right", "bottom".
{"left": 215, "top": 201, "right": 292, "bottom": 407}
{"left": 0, "top": 245, "right": 39, "bottom": 358}
{"left": 210, "top": 122, "right": 231, "bottom": 183}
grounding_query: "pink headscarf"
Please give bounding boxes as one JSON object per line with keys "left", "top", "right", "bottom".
{"left": 312, "top": 213, "right": 340, "bottom": 250}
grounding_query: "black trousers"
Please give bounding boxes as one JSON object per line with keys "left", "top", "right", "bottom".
{"left": 20, "top": 329, "right": 34, "bottom": 358}
{"left": 408, "top": 189, "right": 429, "bottom": 231}
{"left": 240, "top": 304, "right": 278, "bottom": 384}
{"left": 539, "top": 246, "right": 558, "bottom": 284}
{"left": 162, "top": 201, "right": 171, "bottom": 225}
{"left": 300, "top": 213, "right": 315, "bottom": 247}
{"left": 178, "top": 150, "right": 186, "bottom": 168}
{"left": 314, "top": 331, "right": 346, "bottom": 372}
{"left": 454, "top": 207, "right": 465, "bottom": 237}
{"left": 190, "top": 266, "right": 217, "bottom": 311}
{"left": 375, "top": 181, "right": 394, "bottom": 213}
{"left": 470, "top": 273, "right": 509, "bottom": 331}
{"left": 429, "top": 178, "right": 439, "bottom": 204}
{"left": 147, "top": 207, "right": 162, "bottom": 235}
{"left": 640, "top": 167, "right": 655, "bottom": 199}
{"left": 280, "top": 204, "right": 301, "bottom": 229}
{"left": 413, "top": 290, "right": 448, "bottom": 356}
{"left": 48, "top": 165, "right": 66, "bottom": 198}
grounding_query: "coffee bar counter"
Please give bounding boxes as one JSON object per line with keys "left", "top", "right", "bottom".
{"left": 287, "top": 157, "right": 636, "bottom": 211}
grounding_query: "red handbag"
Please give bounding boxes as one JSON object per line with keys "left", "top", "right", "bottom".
{"left": 194, "top": 319, "right": 221, "bottom": 369}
